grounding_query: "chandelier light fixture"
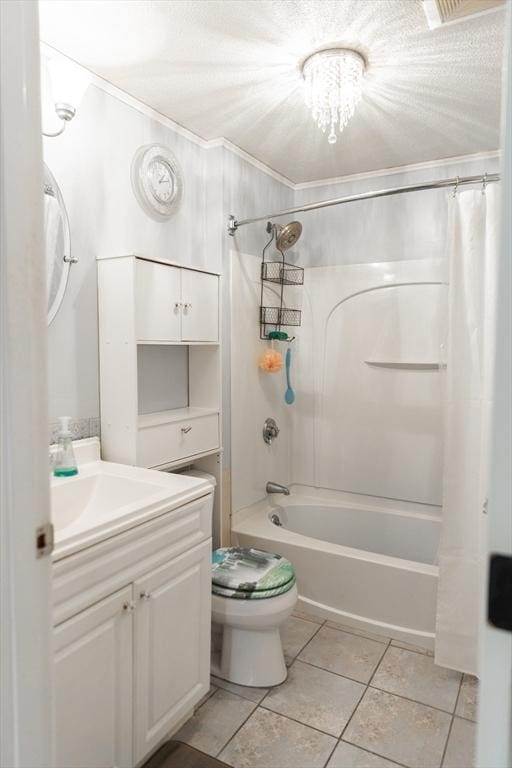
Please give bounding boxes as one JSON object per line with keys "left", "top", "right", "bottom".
{"left": 302, "top": 48, "right": 365, "bottom": 145}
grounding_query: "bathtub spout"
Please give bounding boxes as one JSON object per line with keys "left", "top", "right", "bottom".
{"left": 266, "top": 482, "right": 290, "bottom": 495}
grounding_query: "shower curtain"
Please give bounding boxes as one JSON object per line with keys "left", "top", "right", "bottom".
{"left": 435, "top": 185, "right": 499, "bottom": 675}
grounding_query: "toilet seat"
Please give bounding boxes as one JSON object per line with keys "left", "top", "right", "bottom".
{"left": 212, "top": 546, "right": 295, "bottom": 599}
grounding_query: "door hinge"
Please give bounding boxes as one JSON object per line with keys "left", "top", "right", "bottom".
{"left": 36, "top": 522, "right": 54, "bottom": 558}
{"left": 488, "top": 553, "right": 512, "bottom": 632}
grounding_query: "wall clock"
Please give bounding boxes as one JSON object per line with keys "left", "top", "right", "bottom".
{"left": 131, "top": 143, "right": 183, "bottom": 221}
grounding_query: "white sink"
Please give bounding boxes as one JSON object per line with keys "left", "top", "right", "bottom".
{"left": 50, "top": 439, "right": 214, "bottom": 557}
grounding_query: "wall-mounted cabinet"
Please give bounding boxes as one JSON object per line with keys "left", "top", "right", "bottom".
{"left": 98, "top": 255, "right": 221, "bottom": 470}
{"left": 136, "top": 259, "right": 219, "bottom": 343}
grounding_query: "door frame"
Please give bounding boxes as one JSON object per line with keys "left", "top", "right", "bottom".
{"left": 477, "top": 5, "right": 512, "bottom": 765}
{"left": 0, "top": 2, "right": 52, "bottom": 766}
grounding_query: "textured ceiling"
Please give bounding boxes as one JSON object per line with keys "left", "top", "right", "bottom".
{"left": 39, "top": 0, "right": 505, "bottom": 183}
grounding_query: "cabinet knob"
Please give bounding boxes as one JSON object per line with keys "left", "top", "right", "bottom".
{"left": 122, "top": 601, "right": 135, "bottom": 612}
{"left": 139, "top": 591, "right": 152, "bottom": 601}
{"left": 174, "top": 302, "right": 182, "bottom": 311}
{"left": 183, "top": 303, "right": 192, "bottom": 312}
{"left": 181, "top": 425, "right": 192, "bottom": 434}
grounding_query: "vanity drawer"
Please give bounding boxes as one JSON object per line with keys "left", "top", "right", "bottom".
{"left": 137, "top": 413, "right": 219, "bottom": 468}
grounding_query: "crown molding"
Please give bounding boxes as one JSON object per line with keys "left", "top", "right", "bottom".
{"left": 40, "top": 42, "right": 500, "bottom": 192}
{"left": 207, "top": 137, "right": 295, "bottom": 188}
{"left": 293, "top": 150, "right": 501, "bottom": 190}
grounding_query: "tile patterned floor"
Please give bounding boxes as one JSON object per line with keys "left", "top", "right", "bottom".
{"left": 175, "top": 613, "right": 477, "bottom": 768}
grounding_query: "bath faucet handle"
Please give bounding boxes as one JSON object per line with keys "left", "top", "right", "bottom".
{"left": 263, "top": 417, "right": 279, "bottom": 445}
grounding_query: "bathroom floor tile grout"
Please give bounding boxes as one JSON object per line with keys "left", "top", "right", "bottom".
{"left": 367, "top": 682, "right": 460, "bottom": 716}
{"left": 340, "top": 738, "right": 410, "bottom": 768}
{"left": 388, "top": 641, "right": 435, "bottom": 657}
{"left": 291, "top": 655, "right": 385, "bottom": 688}
{"left": 452, "top": 673, "right": 464, "bottom": 715}
{"left": 258, "top": 701, "right": 352, "bottom": 740}
{"left": 315, "top": 619, "right": 437, "bottom": 658}
{"left": 210, "top": 669, "right": 463, "bottom": 768}
{"left": 324, "top": 640, "right": 393, "bottom": 768}
{"left": 321, "top": 680, "right": 370, "bottom": 767}
{"left": 454, "top": 712, "right": 477, "bottom": 723}
{"left": 439, "top": 676, "right": 464, "bottom": 768}
{"left": 282, "top": 617, "right": 326, "bottom": 668}
{"left": 364, "top": 638, "right": 392, "bottom": 688}
{"left": 291, "top": 612, "right": 326, "bottom": 627}
{"left": 199, "top": 623, "right": 466, "bottom": 767}
{"left": 317, "top": 621, "right": 391, "bottom": 646}
{"left": 212, "top": 698, "right": 260, "bottom": 760}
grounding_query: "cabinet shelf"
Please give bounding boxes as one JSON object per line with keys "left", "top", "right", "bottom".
{"left": 136, "top": 340, "right": 220, "bottom": 346}
{"left": 137, "top": 407, "right": 219, "bottom": 429}
{"left": 364, "top": 361, "right": 441, "bottom": 370}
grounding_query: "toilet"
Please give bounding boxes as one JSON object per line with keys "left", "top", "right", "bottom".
{"left": 211, "top": 546, "right": 298, "bottom": 687}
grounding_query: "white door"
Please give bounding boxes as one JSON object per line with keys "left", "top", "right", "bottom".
{"left": 136, "top": 259, "right": 182, "bottom": 342}
{"left": 53, "top": 587, "right": 134, "bottom": 768}
{"left": 133, "top": 540, "right": 211, "bottom": 763}
{"left": 0, "top": 2, "right": 52, "bottom": 766}
{"left": 477, "top": 15, "right": 512, "bottom": 767}
{"left": 181, "top": 270, "right": 219, "bottom": 342}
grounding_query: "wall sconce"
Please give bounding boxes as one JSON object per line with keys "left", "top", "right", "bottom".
{"left": 42, "top": 56, "right": 91, "bottom": 138}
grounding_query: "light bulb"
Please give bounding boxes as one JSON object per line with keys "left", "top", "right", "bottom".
{"left": 47, "top": 56, "right": 91, "bottom": 112}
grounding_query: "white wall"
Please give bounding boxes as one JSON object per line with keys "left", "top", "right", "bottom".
{"left": 43, "top": 76, "right": 212, "bottom": 431}
{"left": 41, "top": 63, "right": 294, "bottom": 523}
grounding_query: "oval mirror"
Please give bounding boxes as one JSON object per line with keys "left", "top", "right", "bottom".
{"left": 44, "top": 164, "right": 72, "bottom": 325}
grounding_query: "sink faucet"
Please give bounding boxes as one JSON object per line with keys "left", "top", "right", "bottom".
{"left": 266, "top": 482, "right": 290, "bottom": 496}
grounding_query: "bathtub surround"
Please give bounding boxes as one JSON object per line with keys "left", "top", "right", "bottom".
{"left": 230, "top": 154, "right": 500, "bottom": 516}
{"left": 435, "top": 186, "right": 499, "bottom": 676}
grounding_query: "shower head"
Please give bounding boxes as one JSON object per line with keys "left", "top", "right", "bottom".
{"left": 273, "top": 220, "right": 302, "bottom": 251}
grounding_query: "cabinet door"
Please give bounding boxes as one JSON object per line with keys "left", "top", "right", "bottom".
{"left": 181, "top": 270, "right": 219, "bottom": 342}
{"left": 133, "top": 540, "right": 211, "bottom": 763}
{"left": 136, "top": 259, "right": 181, "bottom": 341}
{"left": 53, "top": 587, "right": 133, "bottom": 768}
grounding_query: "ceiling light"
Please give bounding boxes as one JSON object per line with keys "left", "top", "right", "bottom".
{"left": 302, "top": 48, "right": 365, "bottom": 145}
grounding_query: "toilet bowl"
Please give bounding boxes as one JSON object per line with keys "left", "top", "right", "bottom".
{"left": 210, "top": 547, "right": 298, "bottom": 687}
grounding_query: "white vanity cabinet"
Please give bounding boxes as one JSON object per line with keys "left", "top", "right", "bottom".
{"left": 133, "top": 541, "right": 211, "bottom": 762}
{"left": 54, "top": 587, "right": 133, "bottom": 768}
{"left": 135, "top": 258, "right": 219, "bottom": 343}
{"left": 53, "top": 491, "right": 213, "bottom": 768}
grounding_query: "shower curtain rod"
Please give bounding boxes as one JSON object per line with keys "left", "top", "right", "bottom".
{"left": 227, "top": 172, "right": 500, "bottom": 235}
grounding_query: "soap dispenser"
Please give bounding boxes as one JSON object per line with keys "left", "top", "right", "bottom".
{"left": 53, "top": 416, "right": 78, "bottom": 477}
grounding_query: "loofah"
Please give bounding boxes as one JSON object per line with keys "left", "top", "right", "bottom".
{"left": 258, "top": 346, "right": 283, "bottom": 373}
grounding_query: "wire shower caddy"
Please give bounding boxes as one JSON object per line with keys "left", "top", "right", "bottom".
{"left": 259, "top": 223, "right": 304, "bottom": 340}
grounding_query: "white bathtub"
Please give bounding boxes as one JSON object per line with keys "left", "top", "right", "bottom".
{"left": 232, "top": 486, "right": 441, "bottom": 650}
